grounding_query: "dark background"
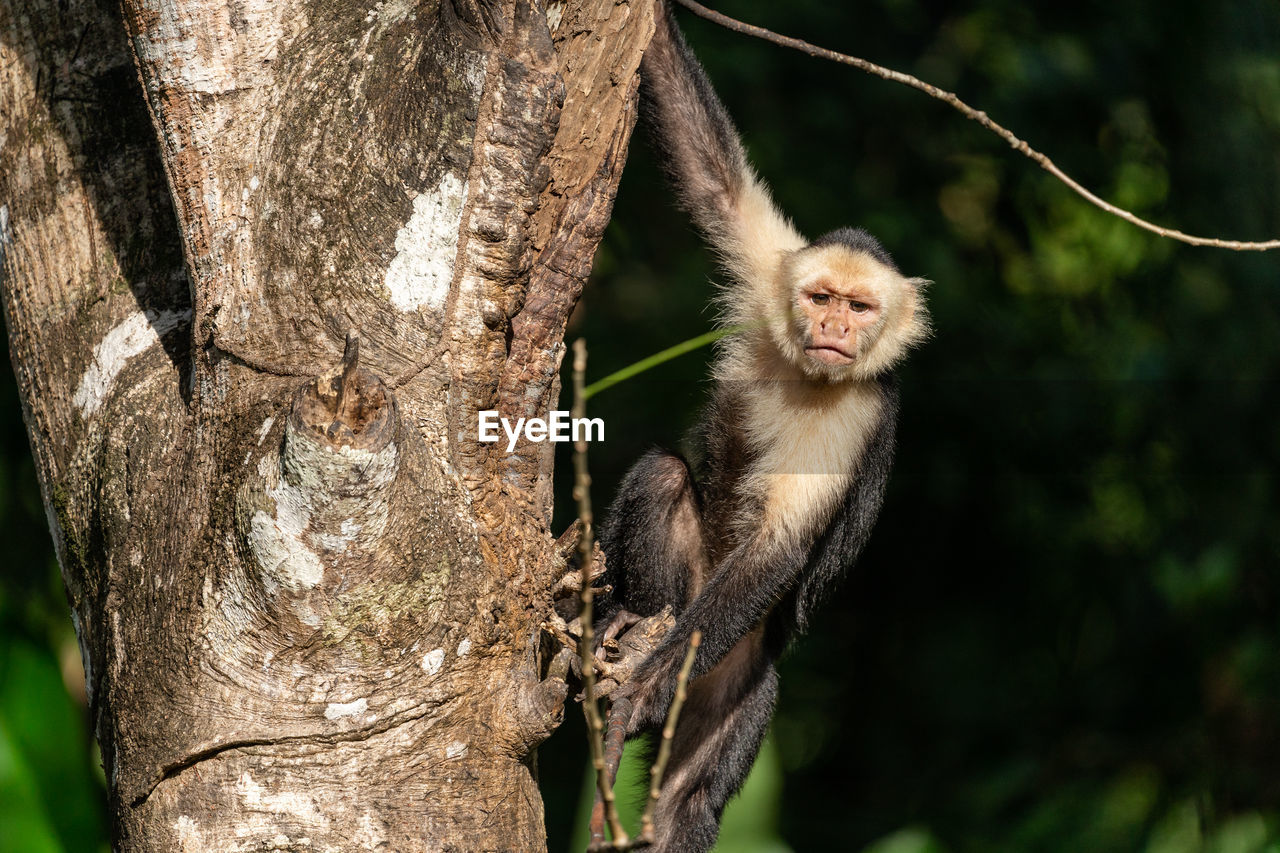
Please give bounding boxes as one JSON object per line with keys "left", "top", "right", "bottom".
{"left": 3, "top": 0, "right": 1278, "bottom": 851}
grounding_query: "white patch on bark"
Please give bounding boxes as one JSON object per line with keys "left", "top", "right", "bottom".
{"left": 0, "top": 205, "right": 11, "bottom": 265}
{"left": 314, "top": 517, "right": 363, "bottom": 554}
{"left": 257, "top": 416, "right": 276, "bottom": 444}
{"left": 354, "top": 812, "right": 388, "bottom": 848}
{"left": 129, "top": 4, "right": 285, "bottom": 96}
{"left": 174, "top": 815, "right": 203, "bottom": 852}
{"left": 111, "top": 611, "right": 124, "bottom": 674}
{"left": 384, "top": 172, "right": 466, "bottom": 312}
{"left": 324, "top": 697, "right": 368, "bottom": 719}
{"left": 456, "top": 638, "right": 472, "bottom": 657}
{"left": 421, "top": 647, "right": 444, "bottom": 675}
{"left": 463, "top": 52, "right": 487, "bottom": 95}
{"left": 236, "top": 772, "right": 326, "bottom": 826}
{"left": 446, "top": 741, "right": 468, "bottom": 760}
{"left": 249, "top": 508, "right": 324, "bottom": 592}
{"left": 545, "top": 1, "right": 565, "bottom": 32}
{"left": 242, "top": 425, "right": 400, "bottom": 624}
{"left": 73, "top": 309, "right": 191, "bottom": 416}
{"left": 379, "top": 0, "right": 416, "bottom": 25}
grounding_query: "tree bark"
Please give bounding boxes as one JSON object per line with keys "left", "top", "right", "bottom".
{"left": 0, "top": 0, "right": 651, "bottom": 848}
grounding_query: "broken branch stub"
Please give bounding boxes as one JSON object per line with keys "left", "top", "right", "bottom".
{"left": 292, "top": 335, "right": 396, "bottom": 453}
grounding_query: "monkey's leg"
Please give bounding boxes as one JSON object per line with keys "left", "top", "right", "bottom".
{"left": 597, "top": 449, "right": 707, "bottom": 622}
{"left": 648, "top": 632, "right": 778, "bottom": 853}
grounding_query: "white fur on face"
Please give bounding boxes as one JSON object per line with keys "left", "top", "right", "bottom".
{"left": 762, "top": 244, "right": 928, "bottom": 382}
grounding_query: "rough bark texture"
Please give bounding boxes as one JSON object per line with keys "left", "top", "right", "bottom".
{"left": 0, "top": 0, "right": 652, "bottom": 848}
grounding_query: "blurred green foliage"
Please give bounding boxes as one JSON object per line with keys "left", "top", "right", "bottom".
{"left": 540, "top": 0, "right": 1280, "bottom": 850}
{"left": 0, "top": 336, "right": 107, "bottom": 848}
{"left": 565, "top": 736, "right": 792, "bottom": 853}
{"left": 2, "top": 0, "right": 1277, "bottom": 850}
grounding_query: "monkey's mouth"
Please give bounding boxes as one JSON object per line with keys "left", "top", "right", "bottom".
{"left": 804, "top": 346, "right": 856, "bottom": 366}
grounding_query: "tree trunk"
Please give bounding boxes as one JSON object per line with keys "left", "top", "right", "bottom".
{"left": 0, "top": 0, "right": 651, "bottom": 848}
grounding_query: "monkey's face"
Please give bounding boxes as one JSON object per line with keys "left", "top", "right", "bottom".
{"left": 798, "top": 282, "right": 881, "bottom": 366}
{"left": 774, "top": 243, "right": 929, "bottom": 381}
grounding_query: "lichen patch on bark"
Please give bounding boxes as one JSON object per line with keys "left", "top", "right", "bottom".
{"left": 385, "top": 173, "right": 468, "bottom": 313}
{"left": 323, "top": 697, "right": 370, "bottom": 720}
{"left": 72, "top": 309, "right": 191, "bottom": 416}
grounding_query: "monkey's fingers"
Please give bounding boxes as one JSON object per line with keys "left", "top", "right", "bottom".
{"left": 614, "top": 607, "right": 676, "bottom": 657}
{"left": 599, "top": 608, "right": 643, "bottom": 650}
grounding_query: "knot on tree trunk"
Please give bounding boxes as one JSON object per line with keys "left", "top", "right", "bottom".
{"left": 235, "top": 336, "right": 403, "bottom": 626}
{"left": 292, "top": 335, "right": 395, "bottom": 452}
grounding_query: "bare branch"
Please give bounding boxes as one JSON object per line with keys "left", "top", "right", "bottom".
{"left": 674, "top": 0, "right": 1280, "bottom": 252}
{"left": 640, "top": 630, "right": 701, "bottom": 843}
{"left": 574, "top": 338, "right": 629, "bottom": 848}
{"left": 589, "top": 696, "right": 634, "bottom": 849}
{"left": 584, "top": 630, "right": 699, "bottom": 851}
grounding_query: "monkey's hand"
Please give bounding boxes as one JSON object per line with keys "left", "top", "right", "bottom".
{"left": 617, "top": 628, "right": 697, "bottom": 732}
{"left": 591, "top": 607, "right": 674, "bottom": 701}
{"left": 619, "top": 536, "right": 788, "bottom": 730}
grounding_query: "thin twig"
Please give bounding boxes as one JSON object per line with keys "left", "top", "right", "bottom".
{"left": 640, "top": 630, "right": 702, "bottom": 842}
{"left": 674, "top": 0, "right": 1280, "bottom": 252}
{"left": 574, "top": 338, "right": 629, "bottom": 848}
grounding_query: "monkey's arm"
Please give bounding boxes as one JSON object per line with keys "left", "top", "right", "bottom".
{"left": 620, "top": 526, "right": 800, "bottom": 729}
{"left": 623, "top": 398, "right": 899, "bottom": 730}
{"left": 789, "top": 378, "right": 900, "bottom": 632}
{"left": 641, "top": 3, "right": 806, "bottom": 287}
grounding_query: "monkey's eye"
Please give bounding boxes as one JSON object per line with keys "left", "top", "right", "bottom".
{"left": 809, "top": 293, "right": 831, "bottom": 306}
{"left": 849, "top": 301, "right": 871, "bottom": 313}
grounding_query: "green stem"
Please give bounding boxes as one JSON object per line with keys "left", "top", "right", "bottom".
{"left": 582, "top": 324, "right": 747, "bottom": 401}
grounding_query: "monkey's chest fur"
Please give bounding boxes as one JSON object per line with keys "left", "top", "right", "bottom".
{"left": 688, "top": 372, "right": 886, "bottom": 606}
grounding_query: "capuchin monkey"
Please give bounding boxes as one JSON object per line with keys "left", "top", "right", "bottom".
{"left": 595, "top": 5, "right": 930, "bottom": 852}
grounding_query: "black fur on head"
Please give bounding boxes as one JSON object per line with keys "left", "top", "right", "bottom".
{"left": 811, "top": 226, "right": 899, "bottom": 272}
